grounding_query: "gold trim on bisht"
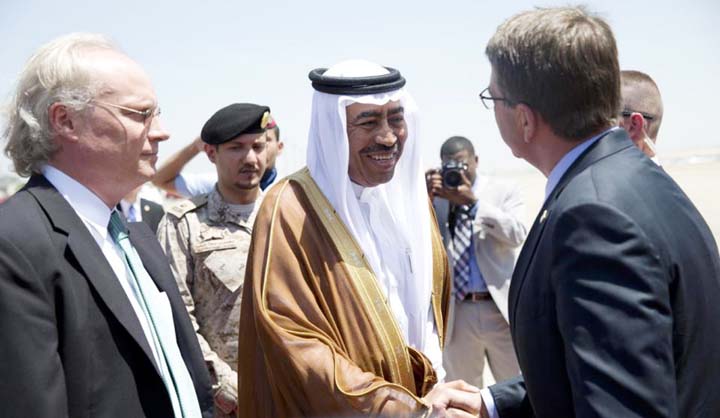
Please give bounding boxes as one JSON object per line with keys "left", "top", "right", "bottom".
{"left": 429, "top": 202, "right": 448, "bottom": 349}
{"left": 288, "top": 167, "right": 417, "bottom": 392}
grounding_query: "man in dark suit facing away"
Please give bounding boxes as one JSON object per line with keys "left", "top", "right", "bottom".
{"left": 0, "top": 33, "right": 213, "bottom": 418}
{"left": 475, "top": 7, "right": 720, "bottom": 418}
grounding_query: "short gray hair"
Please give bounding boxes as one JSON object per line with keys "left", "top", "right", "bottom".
{"left": 2, "top": 33, "right": 118, "bottom": 176}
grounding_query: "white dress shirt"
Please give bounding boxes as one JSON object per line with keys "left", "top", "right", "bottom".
{"left": 42, "top": 165, "right": 169, "bottom": 374}
{"left": 119, "top": 198, "right": 143, "bottom": 222}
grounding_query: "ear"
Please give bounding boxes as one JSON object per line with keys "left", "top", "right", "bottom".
{"left": 276, "top": 141, "right": 284, "bottom": 154}
{"left": 626, "top": 113, "right": 646, "bottom": 142}
{"left": 515, "top": 103, "right": 537, "bottom": 144}
{"left": 205, "top": 143, "right": 218, "bottom": 164}
{"left": 48, "top": 102, "right": 80, "bottom": 142}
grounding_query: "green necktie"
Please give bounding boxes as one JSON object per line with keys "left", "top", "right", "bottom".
{"left": 108, "top": 211, "right": 201, "bottom": 418}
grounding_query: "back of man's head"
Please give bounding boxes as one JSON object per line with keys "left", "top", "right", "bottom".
{"left": 3, "top": 33, "right": 118, "bottom": 177}
{"left": 621, "top": 70, "right": 664, "bottom": 140}
{"left": 486, "top": 7, "right": 620, "bottom": 141}
{"left": 441, "top": 136, "right": 475, "bottom": 158}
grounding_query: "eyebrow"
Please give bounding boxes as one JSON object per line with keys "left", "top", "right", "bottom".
{"left": 388, "top": 106, "right": 405, "bottom": 116}
{"left": 353, "top": 110, "right": 382, "bottom": 121}
{"left": 352, "top": 106, "right": 405, "bottom": 122}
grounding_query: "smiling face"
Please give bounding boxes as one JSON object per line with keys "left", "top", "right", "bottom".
{"left": 345, "top": 100, "right": 407, "bottom": 187}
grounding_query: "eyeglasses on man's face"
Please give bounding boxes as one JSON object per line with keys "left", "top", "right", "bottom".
{"left": 91, "top": 100, "right": 162, "bottom": 123}
{"left": 620, "top": 109, "right": 655, "bottom": 121}
{"left": 478, "top": 87, "right": 515, "bottom": 110}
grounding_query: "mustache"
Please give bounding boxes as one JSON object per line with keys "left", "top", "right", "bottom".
{"left": 239, "top": 165, "right": 259, "bottom": 173}
{"left": 361, "top": 144, "right": 398, "bottom": 154}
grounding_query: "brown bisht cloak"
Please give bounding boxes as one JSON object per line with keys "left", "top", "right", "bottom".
{"left": 237, "top": 168, "right": 450, "bottom": 417}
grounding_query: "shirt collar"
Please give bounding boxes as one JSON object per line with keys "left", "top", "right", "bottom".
{"left": 544, "top": 127, "right": 618, "bottom": 201}
{"left": 350, "top": 181, "right": 365, "bottom": 199}
{"left": 42, "top": 165, "right": 113, "bottom": 238}
{"left": 207, "top": 187, "right": 261, "bottom": 226}
{"left": 260, "top": 166, "right": 277, "bottom": 190}
{"left": 119, "top": 199, "right": 134, "bottom": 214}
{"left": 350, "top": 181, "right": 385, "bottom": 205}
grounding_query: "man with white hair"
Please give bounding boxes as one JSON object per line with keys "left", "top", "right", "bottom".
{"left": 237, "top": 60, "right": 482, "bottom": 417}
{"left": 0, "top": 33, "right": 213, "bottom": 417}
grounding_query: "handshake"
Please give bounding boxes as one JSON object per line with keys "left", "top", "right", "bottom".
{"left": 423, "top": 380, "right": 489, "bottom": 418}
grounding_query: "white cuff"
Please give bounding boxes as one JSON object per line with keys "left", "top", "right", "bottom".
{"left": 480, "top": 387, "right": 499, "bottom": 418}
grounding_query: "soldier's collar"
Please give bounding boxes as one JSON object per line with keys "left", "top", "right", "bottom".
{"left": 207, "top": 188, "right": 260, "bottom": 226}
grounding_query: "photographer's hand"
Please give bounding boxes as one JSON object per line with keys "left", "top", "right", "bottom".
{"left": 425, "top": 169, "right": 444, "bottom": 198}
{"left": 444, "top": 170, "right": 477, "bottom": 207}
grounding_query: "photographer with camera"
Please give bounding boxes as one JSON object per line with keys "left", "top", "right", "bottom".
{"left": 426, "top": 135, "right": 528, "bottom": 388}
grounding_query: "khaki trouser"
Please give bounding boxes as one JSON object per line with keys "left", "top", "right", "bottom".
{"left": 443, "top": 298, "right": 520, "bottom": 387}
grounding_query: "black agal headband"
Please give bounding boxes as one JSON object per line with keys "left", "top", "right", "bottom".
{"left": 308, "top": 66, "right": 406, "bottom": 95}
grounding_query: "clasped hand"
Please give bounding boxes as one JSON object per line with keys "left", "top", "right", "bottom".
{"left": 423, "top": 380, "right": 486, "bottom": 417}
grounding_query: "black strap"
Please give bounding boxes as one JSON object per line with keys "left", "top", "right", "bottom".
{"left": 308, "top": 66, "right": 406, "bottom": 95}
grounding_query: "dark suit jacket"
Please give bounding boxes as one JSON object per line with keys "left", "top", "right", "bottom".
{"left": 0, "top": 175, "right": 214, "bottom": 418}
{"left": 432, "top": 197, "right": 450, "bottom": 246}
{"left": 122, "top": 198, "right": 166, "bottom": 234}
{"left": 140, "top": 198, "right": 165, "bottom": 233}
{"left": 490, "top": 130, "right": 720, "bottom": 418}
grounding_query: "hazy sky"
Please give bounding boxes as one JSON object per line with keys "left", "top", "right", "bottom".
{"left": 1, "top": 0, "right": 719, "bottom": 178}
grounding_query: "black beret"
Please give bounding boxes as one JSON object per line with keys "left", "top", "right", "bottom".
{"left": 201, "top": 103, "right": 272, "bottom": 145}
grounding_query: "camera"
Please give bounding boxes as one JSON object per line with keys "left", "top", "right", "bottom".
{"left": 441, "top": 160, "right": 468, "bottom": 188}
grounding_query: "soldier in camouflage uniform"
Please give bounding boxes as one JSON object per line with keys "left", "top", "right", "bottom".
{"left": 158, "top": 103, "right": 273, "bottom": 417}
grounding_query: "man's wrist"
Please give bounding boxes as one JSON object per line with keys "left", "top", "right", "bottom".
{"left": 480, "top": 403, "right": 490, "bottom": 418}
{"left": 480, "top": 387, "right": 499, "bottom": 418}
{"left": 459, "top": 198, "right": 478, "bottom": 215}
{"left": 457, "top": 192, "right": 477, "bottom": 207}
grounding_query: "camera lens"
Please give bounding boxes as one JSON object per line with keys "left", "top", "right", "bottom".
{"left": 443, "top": 170, "right": 462, "bottom": 188}
{"left": 441, "top": 160, "right": 467, "bottom": 188}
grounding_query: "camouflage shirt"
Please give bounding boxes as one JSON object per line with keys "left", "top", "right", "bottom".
{"left": 158, "top": 187, "right": 263, "bottom": 417}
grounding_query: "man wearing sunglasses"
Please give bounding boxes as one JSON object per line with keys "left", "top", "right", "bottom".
{"left": 618, "top": 70, "right": 664, "bottom": 163}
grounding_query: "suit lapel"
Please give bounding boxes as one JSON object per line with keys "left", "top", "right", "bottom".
{"left": 26, "top": 175, "right": 161, "bottom": 375}
{"left": 509, "top": 129, "right": 634, "bottom": 327}
{"left": 127, "top": 223, "right": 176, "bottom": 296}
{"left": 127, "top": 224, "right": 191, "bottom": 344}
{"left": 139, "top": 198, "right": 163, "bottom": 233}
{"left": 508, "top": 203, "right": 551, "bottom": 326}
{"left": 128, "top": 221, "right": 207, "bottom": 383}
